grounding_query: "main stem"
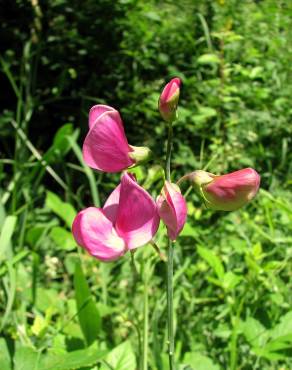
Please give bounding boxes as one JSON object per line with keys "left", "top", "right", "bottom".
{"left": 165, "top": 122, "right": 173, "bottom": 182}
{"left": 165, "top": 121, "right": 175, "bottom": 370}
{"left": 142, "top": 263, "right": 149, "bottom": 370}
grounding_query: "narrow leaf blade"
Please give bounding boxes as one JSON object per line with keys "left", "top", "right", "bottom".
{"left": 74, "top": 262, "right": 101, "bottom": 346}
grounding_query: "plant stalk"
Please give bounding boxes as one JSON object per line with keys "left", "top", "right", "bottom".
{"left": 167, "top": 238, "right": 175, "bottom": 370}
{"left": 165, "top": 121, "right": 175, "bottom": 370}
{"left": 165, "top": 122, "right": 173, "bottom": 182}
{"left": 143, "top": 265, "right": 149, "bottom": 370}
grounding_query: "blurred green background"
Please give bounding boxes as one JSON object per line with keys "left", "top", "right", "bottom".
{"left": 0, "top": 0, "right": 292, "bottom": 369}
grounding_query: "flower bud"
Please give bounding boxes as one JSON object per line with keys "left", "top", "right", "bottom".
{"left": 190, "top": 168, "right": 260, "bottom": 211}
{"left": 157, "top": 181, "right": 187, "bottom": 240}
{"left": 158, "top": 77, "right": 181, "bottom": 122}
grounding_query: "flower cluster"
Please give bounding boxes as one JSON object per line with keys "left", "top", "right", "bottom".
{"left": 72, "top": 78, "right": 260, "bottom": 261}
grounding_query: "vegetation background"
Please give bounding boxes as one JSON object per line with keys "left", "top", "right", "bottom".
{"left": 0, "top": 0, "right": 292, "bottom": 369}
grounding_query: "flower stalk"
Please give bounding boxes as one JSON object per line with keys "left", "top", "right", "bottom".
{"left": 165, "top": 120, "right": 175, "bottom": 370}
{"left": 142, "top": 261, "right": 149, "bottom": 370}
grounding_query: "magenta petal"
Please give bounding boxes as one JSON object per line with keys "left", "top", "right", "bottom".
{"left": 89, "top": 105, "right": 115, "bottom": 129}
{"left": 83, "top": 110, "right": 135, "bottom": 172}
{"left": 103, "top": 184, "right": 121, "bottom": 224}
{"left": 72, "top": 207, "right": 126, "bottom": 262}
{"left": 157, "top": 182, "right": 187, "bottom": 240}
{"left": 160, "top": 77, "right": 181, "bottom": 103}
{"left": 115, "top": 173, "right": 160, "bottom": 249}
{"left": 103, "top": 174, "right": 137, "bottom": 223}
{"left": 159, "top": 77, "right": 181, "bottom": 122}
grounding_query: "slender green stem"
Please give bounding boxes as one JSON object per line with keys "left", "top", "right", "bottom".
{"left": 11, "top": 120, "right": 69, "bottom": 192}
{"left": 130, "top": 251, "right": 139, "bottom": 282}
{"left": 184, "top": 185, "right": 193, "bottom": 198}
{"left": 230, "top": 294, "right": 245, "bottom": 370}
{"left": 165, "top": 122, "right": 173, "bottom": 182}
{"left": 143, "top": 266, "right": 149, "bottom": 370}
{"left": 167, "top": 238, "right": 175, "bottom": 370}
{"left": 130, "top": 252, "right": 143, "bottom": 367}
{"left": 150, "top": 240, "right": 166, "bottom": 261}
{"left": 165, "top": 121, "right": 175, "bottom": 370}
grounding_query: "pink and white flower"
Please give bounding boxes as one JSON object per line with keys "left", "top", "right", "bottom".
{"left": 83, "top": 105, "right": 151, "bottom": 173}
{"left": 72, "top": 173, "right": 160, "bottom": 261}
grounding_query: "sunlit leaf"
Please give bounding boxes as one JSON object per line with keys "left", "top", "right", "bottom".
{"left": 74, "top": 262, "right": 101, "bottom": 346}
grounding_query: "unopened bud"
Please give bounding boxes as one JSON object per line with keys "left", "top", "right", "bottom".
{"left": 156, "top": 181, "right": 187, "bottom": 240}
{"left": 190, "top": 168, "right": 260, "bottom": 211}
{"left": 158, "top": 77, "right": 181, "bottom": 122}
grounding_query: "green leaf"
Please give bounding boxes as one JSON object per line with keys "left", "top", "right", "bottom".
{"left": 101, "top": 341, "right": 136, "bottom": 370}
{"left": 13, "top": 345, "right": 39, "bottom": 370}
{"left": 222, "top": 271, "right": 242, "bottom": 291}
{"left": 143, "top": 165, "right": 164, "bottom": 189}
{"left": 35, "top": 288, "right": 63, "bottom": 314}
{"left": 253, "top": 348, "right": 289, "bottom": 361}
{"left": 31, "top": 313, "right": 51, "bottom": 338}
{"left": 249, "top": 66, "right": 264, "bottom": 79}
{"left": 0, "top": 215, "right": 17, "bottom": 261}
{"left": 0, "top": 250, "right": 29, "bottom": 277}
{"left": 1, "top": 263, "right": 16, "bottom": 330}
{"left": 25, "top": 226, "right": 46, "bottom": 247}
{"left": 192, "top": 107, "right": 217, "bottom": 124}
{"left": 183, "top": 352, "right": 220, "bottom": 370}
{"left": 264, "top": 334, "right": 292, "bottom": 353}
{"left": 0, "top": 338, "right": 11, "bottom": 370}
{"left": 39, "top": 346, "right": 107, "bottom": 370}
{"left": 44, "top": 124, "right": 74, "bottom": 163}
{"left": 270, "top": 311, "right": 292, "bottom": 340}
{"left": 45, "top": 191, "right": 76, "bottom": 228}
{"left": 180, "top": 223, "right": 199, "bottom": 238}
{"left": 74, "top": 262, "right": 101, "bottom": 346}
{"left": 241, "top": 317, "right": 269, "bottom": 348}
{"left": 253, "top": 335, "right": 292, "bottom": 361}
{"left": 53, "top": 124, "right": 73, "bottom": 152}
{"left": 252, "top": 312, "right": 292, "bottom": 360}
{"left": 0, "top": 204, "right": 6, "bottom": 231}
{"left": 197, "top": 53, "right": 220, "bottom": 65}
{"left": 49, "top": 226, "right": 76, "bottom": 251}
{"left": 197, "top": 246, "right": 225, "bottom": 280}
{"left": 12, "top": 342, "right": 106, "bottom": 370}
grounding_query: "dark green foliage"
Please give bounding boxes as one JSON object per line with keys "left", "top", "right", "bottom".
{"left": 0, "top": 0, "right": 291, "bottom": 369}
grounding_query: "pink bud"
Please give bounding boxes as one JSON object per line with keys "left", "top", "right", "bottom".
{"left": 83, "top": 105, "right": 152, "bottom": 173}
{"left": 158, "top": 78, "right": 181, "bottom": 122}
{"left": 157, "top": 181, "right": 187, "bottom": 240}
{"left": 191, "top": 168, "right": 260, "bottom": 211}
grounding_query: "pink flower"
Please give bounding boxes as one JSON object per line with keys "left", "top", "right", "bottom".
{"left": 72, "top": 173, "right": 160, "bottom": 262}
{"left": 157, "top": 181, "right": 187, "bottom": 240}
{"left": 191, "top": 168, "right": 260, "bottom": 211}
{"left": 158, "top": 78, "right": 181, "bottom": 122}
{"left": 83, "top": 105, "right": 151, "bottom": 173}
